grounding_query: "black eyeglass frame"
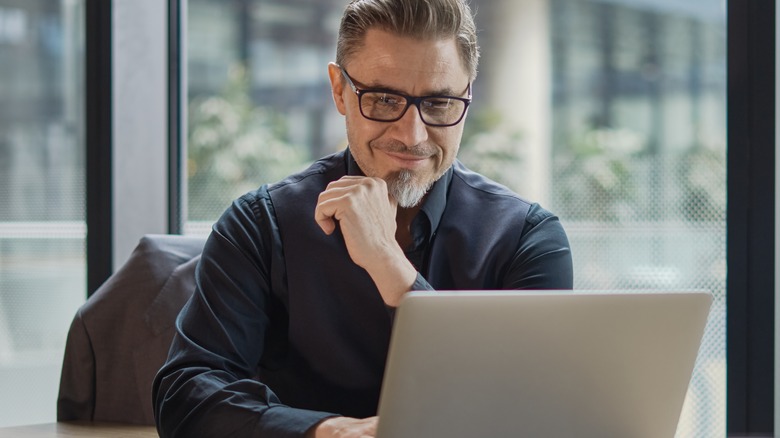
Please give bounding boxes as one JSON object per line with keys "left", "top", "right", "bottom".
{"left": 338, "top": 65, "right": 472, "bottom": 127}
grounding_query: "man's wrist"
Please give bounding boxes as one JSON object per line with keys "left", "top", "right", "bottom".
{"left": 365, "top": 250, "right": 417, "bottom": 307}
{"left": 306, "top": 416, "right": 338, "bottom": 438}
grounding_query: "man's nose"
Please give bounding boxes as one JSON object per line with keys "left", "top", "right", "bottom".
{"left": 391, "top": 104, "right": 429, "bottom": 146}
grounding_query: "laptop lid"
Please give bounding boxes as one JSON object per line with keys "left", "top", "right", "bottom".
{"left": 375, "top": 290, "right": 712, "bottom": 438}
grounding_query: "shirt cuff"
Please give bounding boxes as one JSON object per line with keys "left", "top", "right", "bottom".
{"left": 384, "top": 272, "right": 433, "bottom": 316}
{"left": 410, "top": 272, "right": 434, "bottom": 291}
{"left": 259, "top": 405, "right": 338, "bottom": 438}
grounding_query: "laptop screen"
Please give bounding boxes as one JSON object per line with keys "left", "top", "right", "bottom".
{"left": 375, "top": 290, "right": 712, "bottom": 438}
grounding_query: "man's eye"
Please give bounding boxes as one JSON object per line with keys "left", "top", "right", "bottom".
{"left": 423, "top": 98, "right": 452, "bottom": 109}
{"left": 376, "top": 94, "right": 403, "bottom": 106}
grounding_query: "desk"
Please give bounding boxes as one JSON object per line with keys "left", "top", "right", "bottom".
{"left": 0, "top": 421, "right": 157, "bottom": 437}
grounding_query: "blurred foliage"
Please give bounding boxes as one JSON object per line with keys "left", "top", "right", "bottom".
{"left": 458, "top": 109, "right": 526, "bottom": 192}
{"left": 677, "top": 144, "right": 726, "bottom": 222}
{"left": 554, "top": 127, "right": 642, "bottom": 222}
{"left": 186, "top": 67, "right": 725, "bottom": 225}
{"left": 553, "top": 127, "right": 726, "bottom": 223}
{"left": 187, "top": 64, "right": 309, "bottom": 221}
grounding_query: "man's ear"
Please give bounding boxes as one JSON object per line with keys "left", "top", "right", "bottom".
{"left": 328, "top": 62, "right": 347, "bottom": 116}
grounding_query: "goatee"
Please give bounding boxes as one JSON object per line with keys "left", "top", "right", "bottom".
{"left": 386, "top": 169, "right": 433, "bottom": 208}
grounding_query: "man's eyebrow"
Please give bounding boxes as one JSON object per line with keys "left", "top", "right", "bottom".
{"left": 351, "top": 76, "right": 407, "bottom": 95}
{"left": 425, "top": 86, "right": 461, "bottom": 96}
{"left": 350, "top": 74, "right": 465, "bottom": 97}
{"left": 425, "top": 82, "right": 473, "bottom": 98}
{"left": 367, "top": 82, "right": 464, "bottom": 97}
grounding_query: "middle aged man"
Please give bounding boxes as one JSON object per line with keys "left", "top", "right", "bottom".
{"left": 153, "top": 0, "right": 573, "bottom": 437}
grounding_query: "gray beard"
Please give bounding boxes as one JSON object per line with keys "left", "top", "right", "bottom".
{"left": 387, "top": 170, "right": 433, "bottom": 208}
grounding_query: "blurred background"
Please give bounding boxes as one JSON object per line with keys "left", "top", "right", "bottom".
{"left": 0, "top": 0, "right": 726, "bottom": 435}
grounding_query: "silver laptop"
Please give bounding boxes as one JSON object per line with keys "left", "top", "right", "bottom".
{"left": 375, "top": 290, "right": 712, "bottom": 438}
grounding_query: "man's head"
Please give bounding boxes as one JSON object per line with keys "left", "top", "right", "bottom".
{"left": 336, "top": 0, "right": 479, "bottom": 82}
{"left": 329, "top": 0, "right": 480, "bottom": 208}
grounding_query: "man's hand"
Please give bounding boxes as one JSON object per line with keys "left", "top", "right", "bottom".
{"left": 307, "top": 416, "right": 378, "bottom": 438}
{"left": 315, "top": 176, "right": 398, "bottom": 267}
{"left": 314, "top": 175, "right": 417, "bottom": 306}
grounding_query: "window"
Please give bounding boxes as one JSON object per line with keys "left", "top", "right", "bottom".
{"left": 185, "top": 0, "right": 726, "bottom": 434}
{"left": 185, "top": 0, "right": 344, "bottom": 234}
{"left": 0, "top": 0, "right": 86, "bottom": 426}
{"left": 543, "top": 2, "right": 726, "bottom": 435}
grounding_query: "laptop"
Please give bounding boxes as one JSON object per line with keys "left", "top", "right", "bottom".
{"left": 375, "top": 290, "right": 712, "bottom": 438}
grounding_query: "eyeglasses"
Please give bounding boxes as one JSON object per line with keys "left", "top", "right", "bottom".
{"left": 338, "top": 65, "right": 471, "bottom": 127}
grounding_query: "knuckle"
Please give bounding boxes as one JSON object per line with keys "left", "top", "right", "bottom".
{"left": 371, "top": 176, "right": 386, "bottom": 188}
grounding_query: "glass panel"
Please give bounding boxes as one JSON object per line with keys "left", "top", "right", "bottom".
{"left": 555, "top": 2, "right": 725, "bottom": 435}
{"left": 185, "top": 0, "right": 343, "bottom": 234}
{"left": 0, "top": 0, "right": 86, "bottom": 426}
{"left": 185, "top": 0, "right": 726, "bottom": 434}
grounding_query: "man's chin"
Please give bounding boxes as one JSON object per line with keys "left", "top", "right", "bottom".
{"left": 386, "top": 170, "right": 433, "bottom": 208}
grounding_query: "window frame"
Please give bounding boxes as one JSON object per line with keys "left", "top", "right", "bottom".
{"left": 85, "top": 0, "right": 113, "bottom": 295}
{"left": 727, "top": 0, "right": 776, "bottom": 434}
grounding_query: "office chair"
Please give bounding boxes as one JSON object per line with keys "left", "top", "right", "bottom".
{"left": 57, "top": 234, "right": 206, "bottom": 425}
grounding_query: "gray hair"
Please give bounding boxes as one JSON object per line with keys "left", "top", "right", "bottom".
{"left": 336, "top": 0, "right": 480, "bottom": 81}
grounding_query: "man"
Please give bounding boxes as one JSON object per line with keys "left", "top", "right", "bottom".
{"left": 153, "top": 0, "right": 573, "bottom": 437}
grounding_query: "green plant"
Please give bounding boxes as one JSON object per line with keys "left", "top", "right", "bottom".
{"left": 677, "top": 144, "right": 726, "bottom": 222}
{"left": 553, "top": 127, "right": 642, "bottom": 221}
{"left": 187, "top": 65, "right": 309, "bottom": 220}
{"left": 458, "top": 109, "right": 526, "bottom": 192}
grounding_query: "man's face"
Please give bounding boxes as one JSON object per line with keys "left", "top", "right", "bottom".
{"left": 328, "top": 29, "right": 471, "bottom": 207}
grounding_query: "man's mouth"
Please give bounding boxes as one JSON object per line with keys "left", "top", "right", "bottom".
{"left": 381, "top": 150, "right": 431, "bottom": 170}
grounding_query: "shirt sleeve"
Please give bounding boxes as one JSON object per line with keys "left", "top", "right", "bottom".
{"left": 152, "top": 189, "right": 335, "bottom": 438}
{"left": 411, "top": 272, "right": 434, "bottom": 291}
{"left": 504, "top": 203, "right": 574, "bottom": 290}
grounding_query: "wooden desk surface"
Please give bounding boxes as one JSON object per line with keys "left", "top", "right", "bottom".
{"left": 0, "top": 421, "right": 157, "bottom": 437}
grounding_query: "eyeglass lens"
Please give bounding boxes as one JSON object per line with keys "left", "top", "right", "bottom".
{"left": 360, "top": 92, "right": 466, "bottom": 126}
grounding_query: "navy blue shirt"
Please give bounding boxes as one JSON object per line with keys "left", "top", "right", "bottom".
{"left": 153, "top": 149, "right": 573, "bottom": 437}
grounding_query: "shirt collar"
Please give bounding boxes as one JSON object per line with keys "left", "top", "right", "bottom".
{"left": 346, "top": 147, "right": 363, "bottom": 176}
{"left": 418, "top": 166, "right": 451, "bottom": 238}
{"left": 345, "top": 147, "right": 451, "bottom": 239}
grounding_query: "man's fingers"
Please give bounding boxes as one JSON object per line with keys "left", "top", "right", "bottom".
{"left": 314, "top": 197, "right": 340, "bottom": 235}
{"left": 315, "top": 176, "right": 377, "bottom": 235}
{"left": 315, "top": 215, "right": 337, "bottom": 235}
{"left": 314, "top": 175, "right": 394, "bottom": 241}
